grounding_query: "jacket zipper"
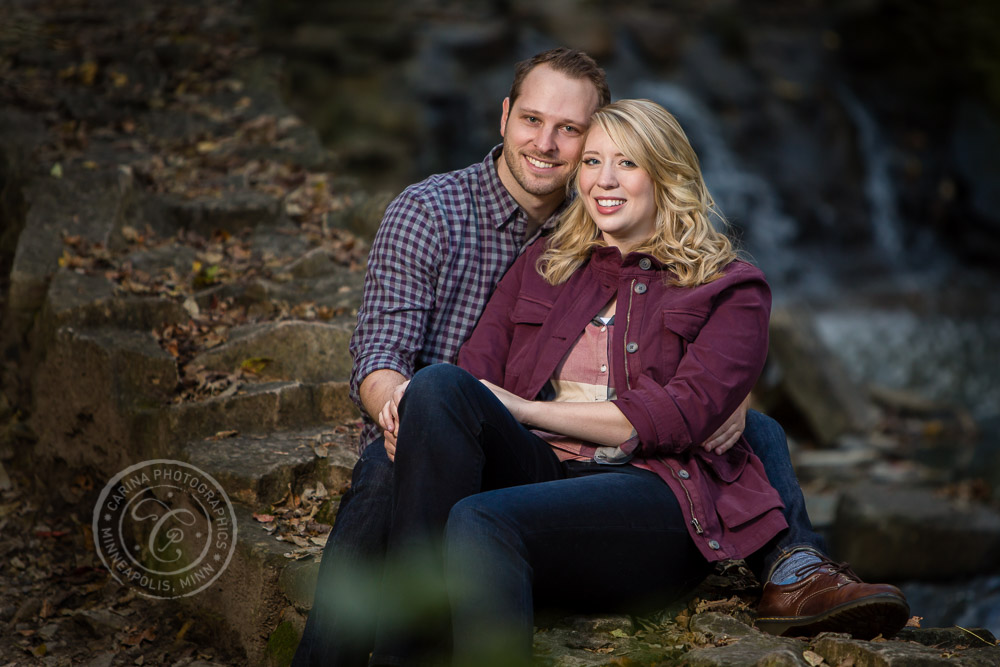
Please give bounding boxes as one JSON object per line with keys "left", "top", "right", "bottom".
{"left": 669, "top": 467, "right": 703, "bottom": 534}
{"left": 623, "top": 278, "right": 636, "bottom": 391}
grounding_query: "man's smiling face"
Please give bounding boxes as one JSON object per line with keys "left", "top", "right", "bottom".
{"left": 498, "top": 64, "right": 601, "bottom": 206}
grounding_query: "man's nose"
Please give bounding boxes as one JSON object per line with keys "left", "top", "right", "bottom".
{"left": 534, "top": 126, "right": 558, "bottom": 154}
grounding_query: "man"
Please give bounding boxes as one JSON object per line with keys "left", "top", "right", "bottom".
{"left": 293, "top": 48, "right": 908, "bottom": 667}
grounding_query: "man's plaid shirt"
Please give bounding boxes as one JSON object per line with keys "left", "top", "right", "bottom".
{"left": 349, "top": 146, "right": 563, "bottom": 451}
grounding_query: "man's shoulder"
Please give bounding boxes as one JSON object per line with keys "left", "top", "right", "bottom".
{"left": 397, "top": 159, "right": 487, "bottom": 209}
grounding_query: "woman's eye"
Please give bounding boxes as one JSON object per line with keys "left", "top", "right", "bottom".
{"left": 582, "top": 158, "right": 600, "bottom": 166}
{"left": 621, "top": 159, "right": 637, "bottom": 168}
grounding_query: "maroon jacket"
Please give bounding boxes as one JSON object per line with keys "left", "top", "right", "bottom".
{"left": 458, "top": 240, "right": 787, "bottom": 561}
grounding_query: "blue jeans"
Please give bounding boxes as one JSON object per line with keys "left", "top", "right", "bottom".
{"left": 293, "top": 364, "right": 826, "bottom": 666}
{"left": 743, "top": 409, "right": 827, "bottom": 578}
{"left": 371, "top": 364, "right": 709, "bottom": 665}
{"left": 445, "top": 464, "right": 712, "bottom": 666}
{"left": 292, "top": 438, "right": 394, "bottom": 667}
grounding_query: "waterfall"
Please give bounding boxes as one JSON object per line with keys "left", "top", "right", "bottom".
{"left": 630, "top": 81, "right": 826, "bottom": 293}
{"left": 837, "top": 86, "right": 907, "bottom": 265}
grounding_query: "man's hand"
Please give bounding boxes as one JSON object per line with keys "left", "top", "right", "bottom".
{"left": 360, "top": 369, "right": 409, "bottom": 460}
{"left": 700, "top": 395, "right": 750, "bottom": 455}
{"left": 377, "top": 380, "right": 409, "bottom": 461}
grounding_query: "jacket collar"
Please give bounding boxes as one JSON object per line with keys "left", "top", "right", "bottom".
{"left": 588, "top": 245, "right": 670, "bottom": 278}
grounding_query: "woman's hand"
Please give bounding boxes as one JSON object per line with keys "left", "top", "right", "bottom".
{"left": 700, "top": 395, "right": 749, "bottom": 455}
{"left": 378, "top": 380, "right": 409, "bottom": 461}
{"left": 479, "top": 379, "right": 531, "bottom": 423}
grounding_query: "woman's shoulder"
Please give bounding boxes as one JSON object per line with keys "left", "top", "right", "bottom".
{"left": 716, "top": 259, "right": 767, "bottom": 286}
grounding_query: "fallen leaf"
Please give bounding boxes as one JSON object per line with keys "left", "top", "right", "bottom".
{"left": 906, "top": 616, "right": 923, "bottom": 628}
{"left": 176, "top": 618, "right": 194, "bottom": 642}
{"left": 253, "top": 513, "right": 274, "bottom": 523}
{"left": 79, "top": 60, "right": 98, "bottom": 86}
{"left": 240, "top": 357, "right": 272, "bottom": 374}
{"left": 121, "top": 626, "right": 156, "bottom": 646}
{"left": 208, "top": 430, "right": 239, "bottom": 440}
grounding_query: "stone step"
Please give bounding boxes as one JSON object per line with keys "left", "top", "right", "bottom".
{"left": 36, "top": 268, "right": 189, "bottom": 350}
{"left": 164, "top": 379, "right": 358, "bottom": 445}
{"left": 190, "top": 318, "right": 357, "bottom": 384}
{"left": 182, "top": 502, "right": 323, "bottom": 666}
{"left": 7, "top": 166, "right": 132, "bottom": 339}
{"left": 30, "top": 325, "right": 179, "bottom": 473}
{"left": 182, "top": 424, "right": 359, "bottom": 507}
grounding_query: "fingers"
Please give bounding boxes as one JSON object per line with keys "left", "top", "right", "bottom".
{"left": 379, "top": 380, "right": 410, "bottom": 463}
{"left": 378, "top": 400, "right": 396, "bottom": 435}
{"left": 710, "top": 427, "right": 741, "bottom": 455}
{"left": 701, "top": 423, "right": 741, "bottom": 455}
{"left": 384, "top": 431, "right": 397, "bottom": 462}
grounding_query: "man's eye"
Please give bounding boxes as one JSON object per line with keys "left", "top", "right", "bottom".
{"left": 562, "top": 125, "right": 580, "bottom": 134}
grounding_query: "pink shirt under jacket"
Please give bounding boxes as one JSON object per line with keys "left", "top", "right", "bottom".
{"left": 457, "top": 241, "right": 787, "bottom": 562}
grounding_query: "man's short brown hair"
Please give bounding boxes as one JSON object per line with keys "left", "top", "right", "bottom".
{"left": 508, "top": 48, "right": 611, "bottom": 108}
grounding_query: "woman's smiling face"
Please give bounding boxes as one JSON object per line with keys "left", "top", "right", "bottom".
{"left": 578, "top": 125, "right": 657, "bottom": 252}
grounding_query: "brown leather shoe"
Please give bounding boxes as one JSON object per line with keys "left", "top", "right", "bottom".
{"left": 755, "top": 557, "right": 910, "bottom": 639}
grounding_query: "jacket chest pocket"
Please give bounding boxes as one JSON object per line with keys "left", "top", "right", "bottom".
{"left": 507, "top": 295, "right": 554, "bottom": 379}
{"left": 660, "top": 307, "right": 710, "bottom": 364}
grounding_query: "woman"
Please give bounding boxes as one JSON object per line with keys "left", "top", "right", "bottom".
{"left": 375, "top": 99, "right": 787, "bottom": 666}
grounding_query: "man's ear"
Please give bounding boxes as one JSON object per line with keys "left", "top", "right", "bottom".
{"left": 500, "top": 97, "right": 510, "bottom": 137}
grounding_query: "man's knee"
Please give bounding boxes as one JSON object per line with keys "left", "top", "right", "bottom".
{"left": 406, "top": 364, "right": 479, "bottom": 404}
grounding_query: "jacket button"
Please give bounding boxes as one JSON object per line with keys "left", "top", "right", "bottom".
{"left": 639, "top": 258, "right": 652, "bottom": 270}
{"left": 626, "top": 342, "right": 638, "bottom": 353}
{"left": 678, "top": 469, "right": 690, "bottom": 479}
{"left": 634, "top": 283, "right": 647, "bottom": 294}
{"left": 708, "top": 540, "right": 720, "bottom": 550}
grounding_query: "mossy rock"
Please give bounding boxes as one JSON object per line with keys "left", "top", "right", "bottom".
{"left": 266, "top": 620, "right": 300, "bottom": 667}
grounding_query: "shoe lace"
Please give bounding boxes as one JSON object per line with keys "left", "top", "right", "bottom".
{"left": 792, "top": 555, "right": 860, "bottom": 582}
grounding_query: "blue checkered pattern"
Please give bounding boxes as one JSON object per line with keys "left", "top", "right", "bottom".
{"left": 349, "top": 146, "right": 563, "bottom": 451}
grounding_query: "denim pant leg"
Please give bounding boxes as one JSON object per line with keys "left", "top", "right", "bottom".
{"left": 445, "top": 465, "right": 713, "bottom": 667}
{"left": 370, "top": 364, "right": 565, "bottom": 665}
{"left": 292, "top": 439, "right": 394, "bottom": 667}
{"left": 742, "top": 409, "right": 828, "bottom": 579}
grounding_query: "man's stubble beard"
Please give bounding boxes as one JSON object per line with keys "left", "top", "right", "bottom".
{"left": 502, "top": 140, "right": 569, "bottom": 198}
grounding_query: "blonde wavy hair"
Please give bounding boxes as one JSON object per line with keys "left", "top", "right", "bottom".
{"left": 539, "top": 99, "right": 739, "bottom": 287}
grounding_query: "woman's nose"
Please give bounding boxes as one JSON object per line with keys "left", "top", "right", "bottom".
{"left": 597, "top": 164, "right": 617, "bottom": 188}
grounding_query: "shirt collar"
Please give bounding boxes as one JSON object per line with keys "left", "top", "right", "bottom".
{"left": 480, "top": 144, "right": 521, "bottom": 231}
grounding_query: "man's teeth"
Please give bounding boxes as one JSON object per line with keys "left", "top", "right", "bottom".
{"left": 526, "top": 156, "right": 555, "bottom": 169}
{"left": 597, "top": 199, "right": 625, "bottom": 207}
